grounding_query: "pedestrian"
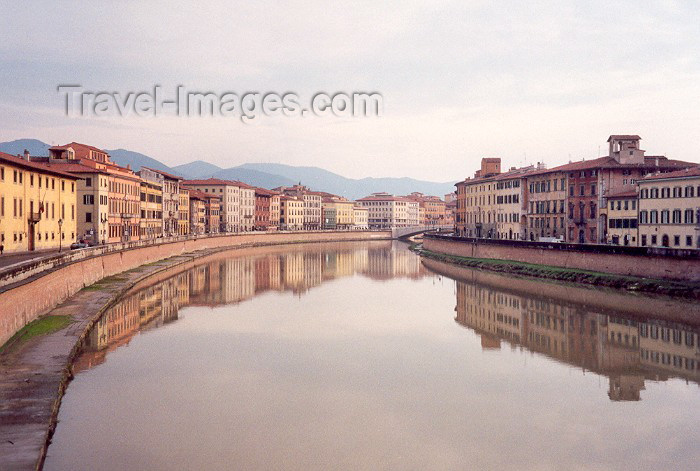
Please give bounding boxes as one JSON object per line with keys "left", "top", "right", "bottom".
{"left": 0, "top": 243, "right": 4, "bottom": 255}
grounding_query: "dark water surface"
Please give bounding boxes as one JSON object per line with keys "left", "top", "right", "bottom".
{"left": 44, "top": 241, "right": 700, "bottom": 470}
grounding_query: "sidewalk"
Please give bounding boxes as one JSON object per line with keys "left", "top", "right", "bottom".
{"left": 0, "top": 249, "right": 63, "bottom": 269}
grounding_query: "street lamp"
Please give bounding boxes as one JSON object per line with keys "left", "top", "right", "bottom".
{"left": 58, "top": 218, "right": 63, "bottom": 252}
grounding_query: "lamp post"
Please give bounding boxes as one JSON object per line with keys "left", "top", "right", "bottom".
{"left": 58, "top": 218, "right": 63, "bottom": 252}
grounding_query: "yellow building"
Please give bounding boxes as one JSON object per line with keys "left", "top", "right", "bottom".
{"left": 493, "top": 167, "right": 532, "bottom": 240}
{"left": 178, "top": 188, "right": 190, "bottom": 235}
{"left": 322, "top": 197, "right": 354, "bottom": 229}
{"left": 280, "top": 196, "right": 304, "bottom": 230}
{"left": 638, "top": 167, "right": 700, "bottom": 248}
{"left": 352, "top": 205, "right": 368, "bottom": 230}
{"left": 0, "top": 151, "right": 79, "bottom": 253}
{"left": 269, "top": 193, "right": 281, "bottom": 230}
{"left": 602, "top": 190, "right": 638, "bottom": 246}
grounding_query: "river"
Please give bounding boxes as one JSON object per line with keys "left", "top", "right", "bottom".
{"left": 44, "top": 241, "right": 700, "bottom": 470}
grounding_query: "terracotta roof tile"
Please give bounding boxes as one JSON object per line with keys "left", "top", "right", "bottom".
{"left": 0, "top": 152, "right": 82, "bottom": 179}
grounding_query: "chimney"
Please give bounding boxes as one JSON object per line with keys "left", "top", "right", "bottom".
{"left": 24, "top": 149, "right": 30, "bottom": 160}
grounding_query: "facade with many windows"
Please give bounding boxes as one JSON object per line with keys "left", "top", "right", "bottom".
{"left": 637, "top": 167, "right": 700, "bottom": 248}
{"left": 0, "top": 151, "right": 79, "bottom": 253}
{"left": 602, "top": 191, "right": 638, "bottom": 246}
{"left": 523, "top": 167, "right": 566, "bottom": 241}
{"left": 356, "top": 193, "right": 419, "bottom": 229}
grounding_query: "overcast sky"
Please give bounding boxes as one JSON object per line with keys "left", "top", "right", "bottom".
{"left": 1, "top": 1, "right": 699, "bottom": 181}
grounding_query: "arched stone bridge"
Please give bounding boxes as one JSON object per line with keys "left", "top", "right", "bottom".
{"left": 392, "top": 225, "right": 453, "bottom": 239}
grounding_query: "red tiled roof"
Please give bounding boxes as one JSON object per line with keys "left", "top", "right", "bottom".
{"left": 50, "top": 142, "right": 109, "bottom": 158}
{"left": 38, "top": 162, "right": 109, "bottom": 175}
{"left": 0, "top": 152, "right": 82, "bottom": 179}
{"left": 607, "top": 135, "right": 641, "bottom": 141}
{"left": 641, "top": 166, "right": 700, "bottom": 181}
{"left": 606, "top": 189, "right": 637, "bottom": 198}
{"left": 233, "top": 180, "right": 254, "bottom": 189}
{"left": 187, "top": 189, "right": 221, "bottom": 200}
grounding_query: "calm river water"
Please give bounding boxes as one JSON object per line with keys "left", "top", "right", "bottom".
{"left": 44, "top": 241, "right": 700, "bottom": 470}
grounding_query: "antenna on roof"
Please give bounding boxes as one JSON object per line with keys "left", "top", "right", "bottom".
{"left": 598, "top": 145, "right": 601, "bottom": 157}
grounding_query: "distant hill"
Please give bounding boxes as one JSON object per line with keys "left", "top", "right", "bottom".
{"left": 0, "top": 139, "right": 51, "bottom": 156}
{"left": 0, "top": 138, "right": 456, "bottom": 199}
{"left": 106, "top": 149, "right": 174, "bottom": 173}
{"left": 171, "top": 160, "right": 223, "bottom": 179}
{"left": 211, "top": 167, "right": 296, "bottom": 189}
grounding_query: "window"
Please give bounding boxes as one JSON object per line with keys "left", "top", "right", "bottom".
{"left": 661, "top": 210, "right": 669, "bottom": 224}
{"left": 685, "top": 209, "right": 694, "bottom": 224}
{"left": 652, "top": 234, "right": 657, "bottom": 245}
{"left": 672, "top": 209, "right": 681, "bottom": 224}
{"left": 650, "top": 210, "right": 658, "bottom": 224}
{"left": 86, "top": 212, "right": 92, "bottom": 223}
{"left": 687, "top": 235, "right": 693, "bottom": 247}
{"left": 674, "top": 235, "right": 680, "bottom": 246}
{"left": 641, "top": 235, "right": 647, "bottom": 246}
{"left": 591, "top": 184, "right": 596, "bottom": 196}
{"left": 579, "top": 185, "right": 585, "bottom": 196}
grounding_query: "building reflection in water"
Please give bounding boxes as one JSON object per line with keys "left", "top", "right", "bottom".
{"left": 454, "top": 279, "right": 700, "bottom": 401}
{"left": 74, "top": 239, "right": 698, "bottom": 404}
{"left": 74, "top": 241, "right": 427, "bottom": 371}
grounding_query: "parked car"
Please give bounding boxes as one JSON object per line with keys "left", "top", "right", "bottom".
{"left": 70, "top": 241, "right": 88, "bottom": 250}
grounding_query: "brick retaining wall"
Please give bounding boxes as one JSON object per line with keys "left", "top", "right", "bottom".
{"left": 423, "top": 234, "right": 700, "bottom": 282}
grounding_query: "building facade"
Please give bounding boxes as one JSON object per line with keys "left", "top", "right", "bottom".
{"left": 279, "top": 196, "right": 304, "bottom": 230}
{"left": 0, "top": 151, "right": 80, "bottom": 252}
{"left": 638, "top": 167, "right": 700, "bottom": 248}
{"left": 181, "top": 179, "right": 240, "bottom": 232}
{"left": 356, "top": 193, "right": 420, "bottom": 229}
{"left": 178, "top": 188, "right": 190, "bottom": 236}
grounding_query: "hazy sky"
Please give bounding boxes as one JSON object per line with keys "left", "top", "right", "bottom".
{"left": 1, "top": 1, "right": 699, "bottom": 181}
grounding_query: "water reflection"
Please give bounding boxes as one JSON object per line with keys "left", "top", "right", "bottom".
{"left": 454, "top": 280, "right": 700, "bottom": 401}
{"left": 48, "top": 241, "right": 700, "bottom": 471}
{"left": 75, "top": 241, "right": 427, "bottom": 372}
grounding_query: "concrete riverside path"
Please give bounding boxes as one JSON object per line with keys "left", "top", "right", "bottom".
{"left": 0, "top": 249, "right": 216, "bottom": 470}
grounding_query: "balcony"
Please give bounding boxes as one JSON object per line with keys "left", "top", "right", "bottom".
{"left": 28, "top": 212, "right": 42, "bottom": 223}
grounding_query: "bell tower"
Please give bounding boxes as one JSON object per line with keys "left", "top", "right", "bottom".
{"left": 608, "top": 135, "right": 644, "bottom": 164}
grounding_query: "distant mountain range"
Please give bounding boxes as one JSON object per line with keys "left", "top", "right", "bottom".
{"left": 0, "top": 138, "right": 457, "bottom": 200}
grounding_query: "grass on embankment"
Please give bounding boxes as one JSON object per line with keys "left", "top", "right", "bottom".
{"left": 0, "top": 315, "right": 72, "bottom": 354}
{"left": 413, "top": 245, "right": 700, "bottom": 299}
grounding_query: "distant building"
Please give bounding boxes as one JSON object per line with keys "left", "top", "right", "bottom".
{"left": 405, "top": 192, "right": 447, "bottom": 226}
{"left": 275, "top": 184, "right": 322, "bottom": 230}
{"left": 140, "top": 167, "right": 183, "bottom": 237}
{"left": 322, "top": 196, "right": 354, "bottom": 230}
{"left": 352, "top": 205, "right": 369, "bottom": 230}
{"left": 254, "top": 188, "right": 273, "bottom": 231}
{"left": 356, "top": 192, "right": 419, "bottom": 229}
{"left": 136, "top": 174, "right": 163, "bottom": 240}
{"left": 178, "top": 188, "right": 190, "bottom": 235}
{"left": 279, "top": 195, "right": 304, "bottom": 230}
{"left": 181, "top": 178, "right": 241, "bottom": 232}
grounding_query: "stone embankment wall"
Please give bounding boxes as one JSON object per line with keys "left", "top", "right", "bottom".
{"left": 423, "top": 234, "right": 700, "bottom": 282}
{"left": 0, "top": 231, "right": 391, "bottom": 346}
